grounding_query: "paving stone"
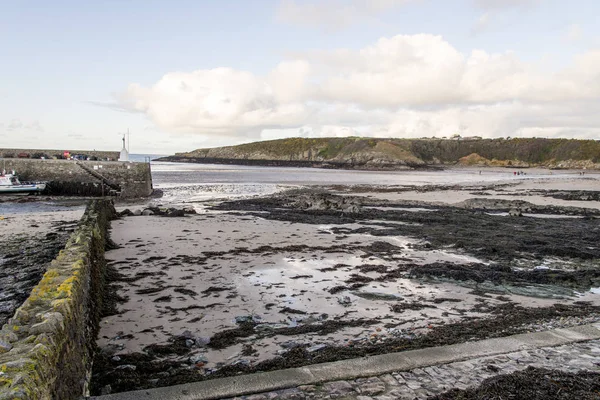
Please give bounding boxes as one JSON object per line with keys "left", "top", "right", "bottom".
{"left": 405, "top": 380, "right": 422, "bottom": 390}
{"left": 378, "top": 374, "right": 398, "bottom": 387}
{"left": 322, "top": 381, "right": 355, "bottom": 398}
{"left": 390, "top": 373, "right": 406, "bottom": 385}
{"left": 413, "top": 388, "right": 434, "bottom": 399}
{"left": 219, "top": 340, "right": 600, "bottom": 400}
{"left": 278, "top": 389, "right": 305, "bottom": 400}
{"left": 356, "top": 379, "right": 385, "bottom": 396}
{"left": 386, "top": 390, "right": 410, "bottom": 399}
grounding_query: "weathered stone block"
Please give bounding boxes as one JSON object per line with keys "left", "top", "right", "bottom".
{"left": 29, "top": 313, "right": 64, "bottom": 335}
{"left": 0, "top": 341, "right": 12, "bottom": 354}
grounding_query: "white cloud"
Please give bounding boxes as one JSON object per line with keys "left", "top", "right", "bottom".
{"left": 275, "top": 0, "right": 415, "bottom": 30}
{"left": 120, "top": 67, "right": 310, "bottom": 136}
{"left": 117, "top": 34, "right": 600, "bottom": 143}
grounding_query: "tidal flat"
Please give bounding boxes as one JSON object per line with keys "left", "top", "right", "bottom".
{"left": 89, "top": 171, "right": 600, "bottom": 395}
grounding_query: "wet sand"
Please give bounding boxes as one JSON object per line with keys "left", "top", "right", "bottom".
{"left": 91, "top": 172, "right": 600, "bottom": 395}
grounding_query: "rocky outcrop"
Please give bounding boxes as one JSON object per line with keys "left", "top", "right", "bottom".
{"left": 287, "top": 192, "right": 362, "bottom": 213}
{"left": 118, "top": 206, "right": 197, "bottom": 217}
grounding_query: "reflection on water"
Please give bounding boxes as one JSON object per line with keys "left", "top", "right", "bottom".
{"left": 0, "top": 200, "right": 87, "bottom": 214}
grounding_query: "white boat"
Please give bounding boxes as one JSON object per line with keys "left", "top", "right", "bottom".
{"left": 0, "top": 171, "right": 47, "bottom": 194}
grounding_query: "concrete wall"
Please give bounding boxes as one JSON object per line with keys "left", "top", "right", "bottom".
{"left": 0, "top": 200, "right": 116, "bottom": 400}
{"left": 0, "top": 148, "right": 119, "bottom": 161}
{"left": 2, "top": 159, "right": 153, "bottom": 198}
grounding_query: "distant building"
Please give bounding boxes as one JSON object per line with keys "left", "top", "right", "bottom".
{"left": 463, "top": 136, "right": 483, "bottom": 140}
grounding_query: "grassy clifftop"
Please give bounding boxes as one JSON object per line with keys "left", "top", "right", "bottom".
{"left": 166, "top": 137, "right": 600, "bottom": 169}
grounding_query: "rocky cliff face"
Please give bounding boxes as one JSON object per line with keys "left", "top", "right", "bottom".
{"left": 163, "top": 137, "right": 600, "bottom": 170}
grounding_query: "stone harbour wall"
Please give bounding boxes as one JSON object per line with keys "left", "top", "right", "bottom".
{"left": 0, "top": 200, "right": 116, "bottom": 400}
{"left": 2, "top": 159, "right": 153, "bottom": 198}
{"left": 0, "top": 149, "right": 119, "bottom": 161}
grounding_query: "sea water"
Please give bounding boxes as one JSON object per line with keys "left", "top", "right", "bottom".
{"left": 149, "top": 161, "right": 581, "bottom": 204}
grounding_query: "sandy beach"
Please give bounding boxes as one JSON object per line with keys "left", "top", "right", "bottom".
{"left": 90, "top": 171, "right": 600, "bottom": 394}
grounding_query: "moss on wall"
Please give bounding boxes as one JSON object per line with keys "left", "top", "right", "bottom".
{"left": 0, "top": 200, "right": 116, "bottom": 400}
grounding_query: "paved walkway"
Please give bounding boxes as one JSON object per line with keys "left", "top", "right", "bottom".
{"left": 224, "top": 339, "right": 600, "bottom": 400}
{"left": 93, "top": 324, "right": 600, "bottom": 400}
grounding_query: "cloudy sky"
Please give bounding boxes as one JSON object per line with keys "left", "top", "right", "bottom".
{"left": 1, "top": 0, "right": 599, "bottom": 154}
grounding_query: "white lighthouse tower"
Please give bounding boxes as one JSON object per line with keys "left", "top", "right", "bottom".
{"left": 118, "top": 132, "right": 129, "bottom": 162}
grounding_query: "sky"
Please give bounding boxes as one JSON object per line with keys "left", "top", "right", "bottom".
{"left": 1, "top": 0, "right": 599, "bottom": 154}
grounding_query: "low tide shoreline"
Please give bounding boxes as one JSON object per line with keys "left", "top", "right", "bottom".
{"left": 88, "top": 173, "right": 600, "bottom": 395}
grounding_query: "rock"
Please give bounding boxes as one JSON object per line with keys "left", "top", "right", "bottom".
{"left": 343, "top": 204, "right": 361, "bottom": 214}
{"left": 116, "top": 364, "right": 137, "bottom": 371}
{"left": 3, "top": 358, "right": 34, "bottom": 369}
{"left": 0, "top": 339, "right": 12, "bottom": 354}
{"left": 183, "top": 207, "right": 197, "bottom": 214}
{"left": 166, "top": 209, "right": 185, "bottom": 217}
{"left": 10, "top": 373, "right": 25, "bottom": 386}
{"left": 111, "top": 356, "right": 121, "bottom": 362}
{"left": 142, "top": 209, "right": 154, "bottom": 216}
{"left": 100, "top": 385, "right": 112, "bottom": 395}
{"left": 119, "top": 209, "right": 134, "bottom": 217}
{"left": 307, "top": 344, "right": 327, "bottom": 352}
{"left": 29, "top": 312, "right": 64, "bottom": 335}
{"left": 338, "top": 296, "right": 352, "bottom": 306}
{"left": 235, "top": 315, "right": 261, "bottom": 324}
{"left": 12, "top": 308, "right": 31, "bottom": 324}
{"left": 189, "top": 354, "right": 208, "bottom": 364}
{"left": 0, "top": 331, "right": 18, "bottom": 344}
{"left": 195, "top": 336, "right": 210, "bottom": 346}
{"left": 180, "top": 330, "right": 194, "bottom": 339}
{"left": 352, "top": 291, "right": 402, "bottom": 301}
{"left": 133, "top": 209, "right": 142, "bottom": 216}
{"left": 509, "top": 208, "right": 522, "bottom": 217}
{"left": 185, "top": 339, "right": 195, "bottom": 348}
{"left": 280, "top": 340, "right": 306, "bottom": 349}
{"left": 255, "top": 323, "right": 289, "bottom": 332}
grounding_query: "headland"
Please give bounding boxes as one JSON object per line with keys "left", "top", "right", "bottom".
{"left": 158, "top": 137, "right": 600, "bottom": 171}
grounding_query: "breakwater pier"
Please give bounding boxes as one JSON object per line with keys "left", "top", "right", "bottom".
{"left": 2, "top": 159, "right": 153, "bottom": 198}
